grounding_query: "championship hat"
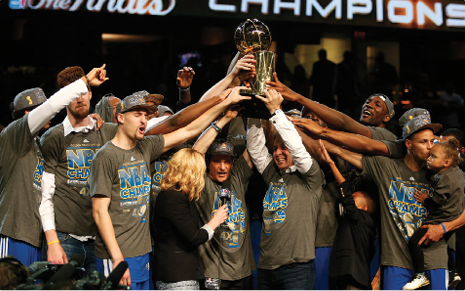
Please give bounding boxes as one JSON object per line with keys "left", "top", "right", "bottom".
{"left": 115, "top": 94, "right": 157, "bottom": 118}
{"left": 132, "top": 90, "right": 164, "bottom": 107}
{"left": 10, "top": 88, "right": 47, "bottom": 113}
{"left": 402, "top": 110, "right": 442, "bottom": 140}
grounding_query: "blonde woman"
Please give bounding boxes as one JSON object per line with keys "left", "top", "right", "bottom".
{"left": 153, "top": 148, "right": 228, "bottom": 290}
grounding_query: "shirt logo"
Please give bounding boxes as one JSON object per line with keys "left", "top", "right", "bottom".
{"left": 130, "top": 157, "right": 136, "bottom": 161}
{"left": 66, "top": 147, "right": 99, "bottom": 191}
{"left": 213, "top": 192, "right": 246, "bottom": 248}
{"left": 83, "top": 139, "right": 89, "bottom": 143}
{"left": 263, "top": 180, "right": 288, "bottom": 236}
{"left": 388, "top": 179, "right": 431, "bottom": 239}
{"left": 118, "top": 163, "right": 151, "bottom": 223}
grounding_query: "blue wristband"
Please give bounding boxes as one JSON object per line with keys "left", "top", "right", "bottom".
{"left": 211, "top": 121, "right": 222, "bottom": 133}
{"left": 440, "top": 222, "right": 447, "bottom": 233}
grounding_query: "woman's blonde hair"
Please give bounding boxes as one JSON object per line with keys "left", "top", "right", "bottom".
{"left": 160, "top": 148, "right": 206, "bottom": 201}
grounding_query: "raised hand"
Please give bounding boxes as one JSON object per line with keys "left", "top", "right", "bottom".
{"left": 232, "top": 54, "right": 256, "bottom": 77}
{"left": 176, "top": 67, "right": 195, "bottom": 89}
{"left": 86, "top": 64, "right": 109, "bottom": 87}
{"left": 290, "top": 117, "right": 324, "bottom": 135}
{"left": 255, "top": 89, "right": 283, "bottom": 115}
{"left": 224, "top": 104, "right": 243, "bottom": 120}
{"left": 318, "top": 139, "right": 334, "bottom": 165}
{"left": 266, "top": 72, "right": 299, "bottom": 101}
{"left": 224, "top": 87, "right": 252, "bottom": 105}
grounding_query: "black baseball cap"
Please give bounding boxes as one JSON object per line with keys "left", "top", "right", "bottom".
{"left": 208, "top": 141, "right": 235, "bottom": 157}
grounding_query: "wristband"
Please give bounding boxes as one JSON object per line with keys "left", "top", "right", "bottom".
{"left": 47, "top": 240, "right": 60, "bottom": 246}
{"left": 441, "top": 222, "right": 447, "bottom": 233}
{"left": 211, "top": 121, "right": 222, "bottom": 133}
{"left": 179, "top": 87, "right": 190, "bottom": 92}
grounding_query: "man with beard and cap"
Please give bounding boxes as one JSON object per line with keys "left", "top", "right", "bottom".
{"left": 90, "top": 87, "right": 249, "bottom": 289}
{"left": 39, "top": 66, "right": 117, "bottom": 273}
{"left": 267, "top": 73, "right": 397, "bottom": 141}
{"left": 319, "top": 112, "right": 449, "bottom": 289}
{"left": 0, "top": 64, "right": 107, "bottom": 266}
{"left": 192, "top": 105, "right": 255, "bottom": 290}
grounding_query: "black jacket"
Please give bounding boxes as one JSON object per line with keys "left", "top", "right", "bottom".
{"left": 329, "top": 181, "right": 376, "bottom": 289}
{"left": 153, "top": 189, "right": 209, "bottom": 283}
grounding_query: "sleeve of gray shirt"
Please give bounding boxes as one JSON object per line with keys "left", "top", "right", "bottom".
{"left": 382, "top": 139, "right": 406, "bottom": 159}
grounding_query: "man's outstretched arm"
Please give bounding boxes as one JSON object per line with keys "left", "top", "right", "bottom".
{"left": 291, "top": 117, "right": 389, "bottom": 156}
{"left": 267, "top": 72, "right": 372, "bottom": 137}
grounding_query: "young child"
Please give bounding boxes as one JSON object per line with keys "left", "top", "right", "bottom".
{"left": 403, "top": 138, "right": 465, "bottom": 290}
{"left": 319, "top": 140, "right": 377, "bottom": 290}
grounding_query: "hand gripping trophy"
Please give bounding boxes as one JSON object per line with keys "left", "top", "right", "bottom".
{"left": 235, "top": 19, "right": 277, "bottom": 118}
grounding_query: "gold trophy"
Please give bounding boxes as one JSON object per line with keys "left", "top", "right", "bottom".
{"left": 235, "top": 19, "right": 277, "bottom": 118}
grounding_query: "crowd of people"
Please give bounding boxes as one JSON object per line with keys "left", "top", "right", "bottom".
{"left": 1, "top": 50, "right": 465, "bottom": 291}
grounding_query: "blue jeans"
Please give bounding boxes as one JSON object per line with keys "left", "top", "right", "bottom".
{"left": 42, "top": 231, "right": 96, "bottom": 275}
{"left": 257, "top": 260, "right": 315, "bottom": 290}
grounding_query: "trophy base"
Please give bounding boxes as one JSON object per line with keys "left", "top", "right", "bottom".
{"left": 239, "top": 89, "right": 271, "bottom": 119}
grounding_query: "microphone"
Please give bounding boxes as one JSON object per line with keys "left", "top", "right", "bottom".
{"left": 102, "top": 261, "right": 129, "bottom": 290}
{"left": 218, "top": 180, "right": 231, "bottom": 228}
{"left": 68, "top": 253, "right": 85, "bottom": 267}
{"left": 45, "top": 263, "right": 75, "bottom": 285}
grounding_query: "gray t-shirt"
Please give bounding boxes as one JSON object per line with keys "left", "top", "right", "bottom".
{"left": 425, "top": 166, "right": 465, "bottom": 224}
{"left": 362, "top": 155, "right": 447, "bottom": 270}
{"left": 258, "top": 160, "right": 325, "bottom": 270}
{"left": 0, "top": 116, "right": 44, "bottom": 247}
{"left": 90, "top": 135, "right": 164, "bottom": 259}
{"left": 369, "top": 126, "right": 397, "bottom": 141}
{"left": 197, "top": 155, "right": 255, "bottom": 281}
{"left": 40, "top": 123, "right": 118, "bottom": 236}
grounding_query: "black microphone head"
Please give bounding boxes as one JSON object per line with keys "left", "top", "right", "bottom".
{"left": 103, "top": 261, "right": 129, "bottom": 290}
{"left": 45, "top": 263, "right": 75, "bottom": 285}
{"left": 69, "top": 253, "right": 85, "bottom": 267}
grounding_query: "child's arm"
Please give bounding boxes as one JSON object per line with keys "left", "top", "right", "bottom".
{"left": 318, "top": 139, "right": 345, "bottom": 184}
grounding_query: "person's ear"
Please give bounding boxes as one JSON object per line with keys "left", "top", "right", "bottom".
{"left": 383, "top": 114, "right": 391, "bottom": 123}
{"left": 444, "top": 159, "right": 451, "bottom": 167}
{"left": 405, "top": 139, "right": 412, "bottom": 150}
{"left": 117, "top": 113, "right": 124, "bottom": 124}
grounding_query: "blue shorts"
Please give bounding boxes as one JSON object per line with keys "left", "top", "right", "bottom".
{"left": 0, "top": 234, "right": 41, "bottom": 266}
{"left": 314, "top": 247, "right": 331, "bottom": 290}
{"left": 96, "top": 253, "right": 150, "bottom": 290}
{"left": 382, "top": 266, "right": 447, "bottom": 290}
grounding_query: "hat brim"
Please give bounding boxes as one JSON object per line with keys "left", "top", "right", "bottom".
{"left": 405, "top": 123, "right": 443, "bottom": 139}
{"left": 209, "top": 151, "right": 235, "bottom": 157}
{"left": 121, "top": 105, "right": 157, "bottom": 115}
